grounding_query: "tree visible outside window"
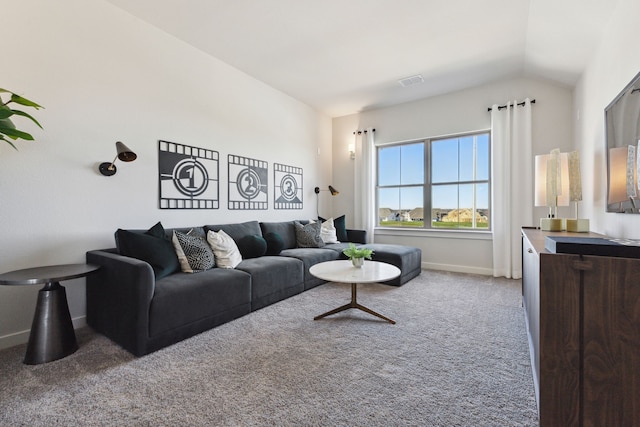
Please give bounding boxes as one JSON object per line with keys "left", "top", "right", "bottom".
{"left": 377, "top": 131, "right": 490, "bottom": 230}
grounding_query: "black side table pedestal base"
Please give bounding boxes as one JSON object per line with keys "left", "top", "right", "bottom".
{"left": 24, "top": 282, "right": 78, "bottom": 365}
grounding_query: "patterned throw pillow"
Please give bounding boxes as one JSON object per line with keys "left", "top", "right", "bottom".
{"left": 172, "top": 230, "right": 216, "bottom": 273}
{"left": 294, "top": 221, "right": 325, "bottom": 248}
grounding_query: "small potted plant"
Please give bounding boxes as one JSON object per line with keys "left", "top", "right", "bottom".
{"left": 342, "top": 243, "right": 373, "bottom": 268}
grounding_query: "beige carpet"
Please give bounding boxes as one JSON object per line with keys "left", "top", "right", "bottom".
{"left": 0, "top": 270, "right": 538, "bottom": 426}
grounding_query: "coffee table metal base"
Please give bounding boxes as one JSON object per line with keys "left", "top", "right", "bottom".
{"left": 314, "top": 283, "right": 396, "bottom": 324}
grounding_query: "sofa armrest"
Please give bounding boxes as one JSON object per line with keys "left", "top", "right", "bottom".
{"left": 86, "top": 249, "right": 155, "bottom": 356}
{"left": 346, "top": 229, "right": 367, "bottom": 244}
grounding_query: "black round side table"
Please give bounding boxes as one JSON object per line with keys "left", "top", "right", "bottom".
{"left": 0, "top": 264, "right": 99, "bottom": 365}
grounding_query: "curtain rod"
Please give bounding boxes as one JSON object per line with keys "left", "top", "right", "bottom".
{"left": 353, "top": 129, "right": 376, "bottom": 135}
{"left": 487, "top": 99, "right": 536, "bottom": 112}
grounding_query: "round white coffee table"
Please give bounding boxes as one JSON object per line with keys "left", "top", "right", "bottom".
{"left": 309, "top": 260, "right": 400, "bottom": 324}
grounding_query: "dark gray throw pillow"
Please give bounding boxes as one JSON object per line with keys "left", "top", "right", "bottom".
{"left": 116, "top": 222, "right": 180, "bottom": 279}
{"left": 294, "top": 221, "right": 325, "bottom": 248}
{"left": 237, "top": 234, "right": 267, "bottom": 259}
{"left": 264, "top": 232, "right": 285, "bottom": 255}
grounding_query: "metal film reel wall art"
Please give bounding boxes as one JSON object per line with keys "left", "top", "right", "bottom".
{"left": 158, "top": 140, "right": 219, "bottom": 209}
{"left": 274, "top": 163, "right": 303, "bottom": 209}
{"left": 228, "top": 154, "right": 268, "bottom": 210}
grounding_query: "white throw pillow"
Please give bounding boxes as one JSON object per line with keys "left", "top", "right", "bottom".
{"left": 206, "top": 229, "right": 242, "bottom": 269}
{"left": 315, "top": 218, "right": 339, "bottom": 244}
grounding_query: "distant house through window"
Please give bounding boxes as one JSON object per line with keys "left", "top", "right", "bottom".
{"left": 376, "top": 131, "right": 490, "bottom": 230}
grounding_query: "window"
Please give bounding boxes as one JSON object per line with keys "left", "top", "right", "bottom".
{"left": 377, "top": 131, "right": 490, "bottom": 230}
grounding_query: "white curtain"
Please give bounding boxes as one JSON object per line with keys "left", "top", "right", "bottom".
{"left": 354, "top": 129, "right": 375, "bottom": 243}
{"left": 491, "top": 99, "right": 533, "bottom": 279}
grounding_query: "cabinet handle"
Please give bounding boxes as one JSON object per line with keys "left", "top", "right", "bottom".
{"left": 572, "top": 260, "right": 593, "bottom": 271}
{"left": 527, "top": 248, "right": 533, "bottom": 253}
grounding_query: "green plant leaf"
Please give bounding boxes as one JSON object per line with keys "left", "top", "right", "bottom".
{"left": 0, "top": 126, "right": 34, "bottom": 140}
{"left": 0, "top": 117, "right": 16, "bottom": 130}
{"left": 10, "top": 93, "right": 43, "bottom": 109}
{"left": 10, "top": 109, "right": 43, "bottom": 128}
{"left": 0, "top": 134, "right": 18, "bottom": 150}
{"left": 0, "top": 105, "right": 14, "bottom": 119}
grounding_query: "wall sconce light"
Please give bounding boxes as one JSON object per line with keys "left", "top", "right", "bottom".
{"left": 348, "top": 144, "right": 355, "bottom": 160}
{"left": 99, "top": 141, "right": 137, "bottom": 176}
{"left": 314, "top": 185, "right": 339, "bottom": 217}
{"left": 315, "top": 185, "right": 339, "bottom": 196}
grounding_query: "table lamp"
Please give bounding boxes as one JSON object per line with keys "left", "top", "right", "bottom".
{"left": 564, "top": 151, "right": 589, "bottom": 232}
{"left": 535, "top": 150, "right": 568, "bottom": 231}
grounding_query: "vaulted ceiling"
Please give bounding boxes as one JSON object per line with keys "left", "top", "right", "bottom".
{"left": 105, "top": 0, "right": 619, "bottom": 117}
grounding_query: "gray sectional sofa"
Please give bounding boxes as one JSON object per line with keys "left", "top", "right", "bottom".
{"left": 86, "top": 220, "right": 421, "bottom": 356}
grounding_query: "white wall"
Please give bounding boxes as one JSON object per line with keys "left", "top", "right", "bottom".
{"left": 332, "top": 77, "right": 573, "bottom": 274}
{"left": 0, "top": 0, "right": 332, "bottom": 349}
{"left": 575, "top": 0, "right": 640, "bottom": 238}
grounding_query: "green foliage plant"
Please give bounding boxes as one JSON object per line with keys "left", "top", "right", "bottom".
{"left": 342, "top": 243, "right": 373, "bottom": 260}
{"left": 0, "top": 88, "right": 43, "bottom": 150}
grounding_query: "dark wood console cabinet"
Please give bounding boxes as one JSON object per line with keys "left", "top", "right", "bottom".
{"left": 521, "top": 228, "right": 639, "bottom": 426}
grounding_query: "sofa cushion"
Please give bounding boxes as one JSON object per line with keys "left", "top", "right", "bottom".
{"left": 172, "top": 230, "right": 215, "bottom": 273}
{"left": 237, "top": 234, "right": 267, "bottom": 259}
{"left": 149, "top": 268, "right": 252, "bottom": 337}
{"left": 204, "top": 221, "right": 262, "bottom": 245}
{"left": 294, "top": 221, "right": 324, "bottom": 248}
{"left": 263, "top": 232, "right": 284, "bottom": 255}
{"left": 234, "top": 256, "right": 304, "bottom": 310}
{"left": 115, "top": 223, "right": 179, "bottom": 280}
{"left": 207, "top": 230, "right": 242, "bottom": 269}
{"left": 279, "top": 248, "right": 340, "bottom": 289}
{"left": 260, "top": 221, "right": 297, "bottom": 250}
{"left": 319, "top": 215, "right": 347, "bottom": 242}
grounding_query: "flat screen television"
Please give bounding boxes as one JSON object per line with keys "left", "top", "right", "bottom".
{"left": 605, "top": 70, "right": 640, "bottom": 213}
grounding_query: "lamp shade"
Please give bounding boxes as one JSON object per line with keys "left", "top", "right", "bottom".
{"left": 534, "top": 153, "right": 569, "bottom": 207}
{"left": 567, "top": 151, "right": 582, "bottom": 202}
{"left": 116, "top": 141, "right": 137, "bottom": 162}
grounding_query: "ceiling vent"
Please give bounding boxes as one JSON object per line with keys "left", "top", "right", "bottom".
{"left": 398, "top": 74, "right": 424, "bottom": 87}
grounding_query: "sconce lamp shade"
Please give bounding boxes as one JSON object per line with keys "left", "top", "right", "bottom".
{"left": 314, "top": 186, "right": 339, "bottom": 196}
{"left": 115, "top": 141, "right": 137, "bottom": 162}
{"left": 99, "top": 141, "right": 137, "bottom": 176}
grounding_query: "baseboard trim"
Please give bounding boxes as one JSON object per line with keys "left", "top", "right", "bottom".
{"left": 421, "top": 262, "right": 493, "bottom": 276}
{"left": 0, "top": 315, "right": 87, "bottom": 351}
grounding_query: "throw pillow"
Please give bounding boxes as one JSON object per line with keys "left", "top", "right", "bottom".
{"left": 318, "top": 218, "right": 339, "bottom": 244}
{"left": 294, "top": 221, "right": 325, "bottom": 248}
{"left": 319, "top": 215, "right": 347, "bottom": 242}
{"left": 206, "top": 229, "right": 243, "bottom": 269}
{"left": 237, "top": 234, "right": 267, "bottom": 259}
{"left": 264, "top": 232, "right": 285, "bottom": 255}
{"left": 116, "top": 222, "right": 179, "bottom": 280}
{"left": 172, "top": 230, "right": 216, "bottom": 273}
